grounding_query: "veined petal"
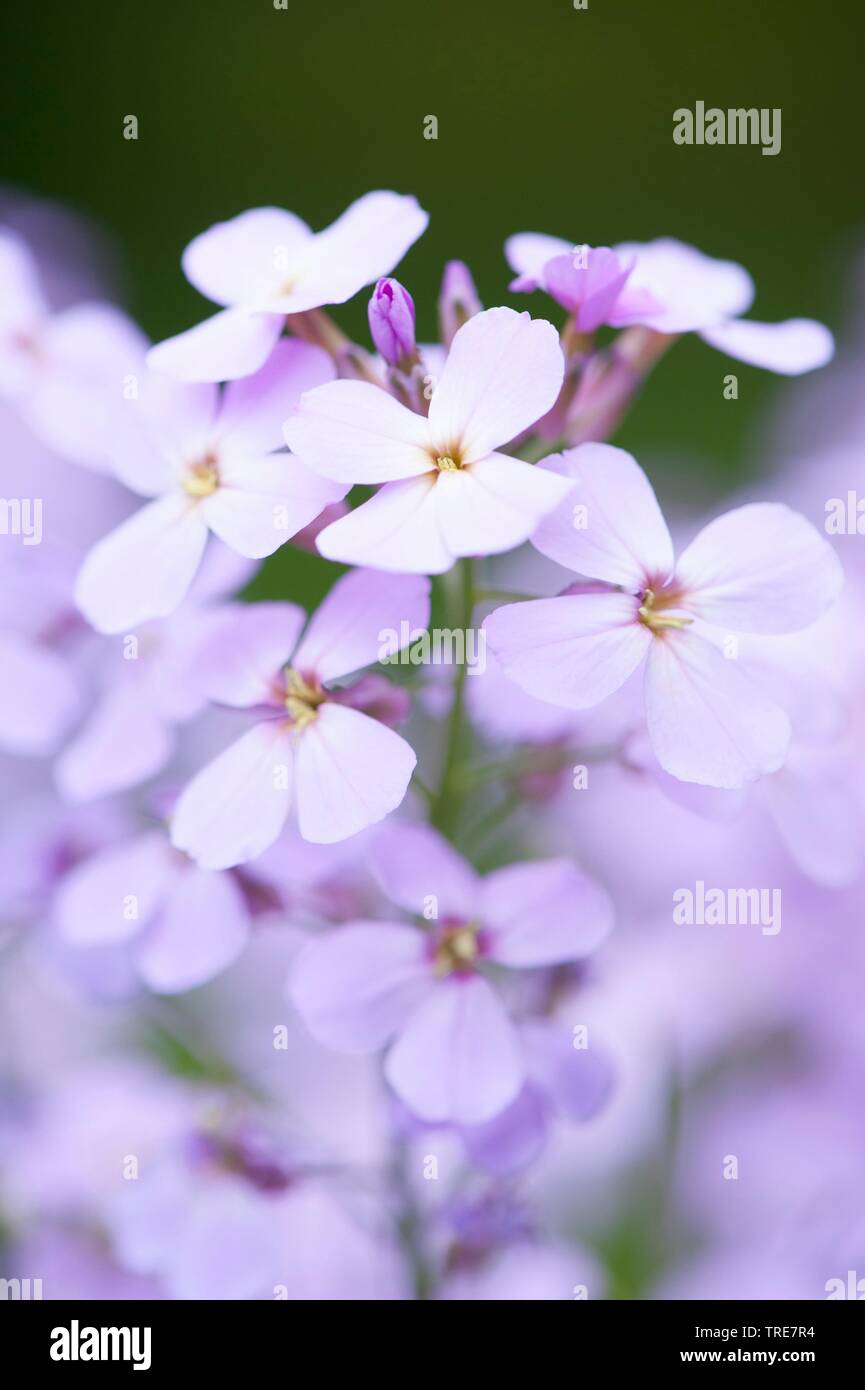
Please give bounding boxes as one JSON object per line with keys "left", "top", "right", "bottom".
{"left": 675, "top": 503, "right": 843, "bottom": 633}
{"left": 171, "top": 720, "right": 294, "bottom": 868}
{"left": 316, "top": 476, "right": 453, "bottom": 574}
{"left": 481, "top": 858, "right": 613, "bottom": 966}
{"left": 385, "top": 975, "right": 524, "bottom": 1125}
{"left": 283, "top": 379, "right": 433, "bottom": 483}
{"left": 293, "top": 568, "right": 431, "bottom": 683}
{"left": 434, "top": 454, "right": 573, "bottom": 559}
{"left": 294, "top": 704, "right": 415, "bottom": 843}
{"left": 644, "top": 630, "right": 791, "bottom": 788}
{"left": 427, "top": 307, "right": 564, "bottom": 461}
{"left": 147, "top": 308, "right": 284, "bottom": 384}
{"left": 532, "top": 444, "right": 674, "bottom": 588}
{"left": 289, "top": 922, "right": 432, "bottom": 1052}
{"left": 504, "top": 231, "right": 573, "bottom": 288}
{"left": 217, "top": 339, "right": 336, "bottom": 456}
{"left": 75, "top": 494, "right": 209, "bottom": 634}
{"left": 484, "top": 592, "right": 651, "bottom": 710}
{"left": 202, "top": 454, "right": 347, "bottom": 558}
{"left": 699, "top": 317, "right": 834, "bottom": 375}
{"left": 371, "top": 822, "right": 481, "bottom": 920}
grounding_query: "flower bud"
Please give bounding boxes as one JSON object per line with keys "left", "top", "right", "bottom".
{"left": 367, "top": 277, "right": 417, "bottom": 367}
{"left": 438, "top": 260, "right": 482, "bottom": 348}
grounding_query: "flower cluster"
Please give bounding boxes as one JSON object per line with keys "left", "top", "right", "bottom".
{"left": 1, "top": 190, "right": 861, "bottom": 1302}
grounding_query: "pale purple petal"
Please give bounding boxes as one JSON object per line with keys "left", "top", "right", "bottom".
{"left": 484, "top": 592, "right": 651, "bottom": 710}
{"left": 699, "top": 317, "right": 834, "bottom": 374}
{"left": 481, "top": 858, "right": 613, "bottom": 966}
{"left": 543, "top": 248, "right": 633, "bottom": 329}
{"left": 147, "top": 308, "right": 284, "bottom": 383}
{"left": 171, "top": 720, "right": 295, "bottom": 868}
{"left": 217, "top": 339, "right": 336, "bottom": 456}
{"left": 294, "top": 703, "right": 415, "bottom": 843}
{"left": 181, "top": 207, "right": 311, "bottom": 306}
{"left": 371, "top": 822, "right": 481, "bottom": 919}
{"left": 384, "top": 975, "right": 524, "bottom": 1125}
{"left": 293, "top": 568, "right": 431, "bottom": 682}
{"left": 675, "top": 503, "right": 843, "bottom": 633}
{"left": 135, "top": 864, "right": 250, "bottom": 992}
{"left": 532, "top": 444, "right": 675, "bottom": 588}
{"left": 521, "top": 1019, "right": 614, "bottom": 1121}
{"left": 54, "top": 831, "right": 174, "bottom": 946}
{"left": 613, "top": 237, "right": 754, "bottom": 332}
{"left": 0, "top": 633, "right": 80, "bottom": 755}
{"left": 54, "top": 685, "right": 174, "bottom": 802}
{"left": 202, "top": 454, "right": 347, "bottom": 558}
{"left": 427, "top": 307, "right": 564, "bottom": 462}
{"left": 316, "top": 475, "right": 453, "bottom": 574}
{"left": 283, "top": 379, "right": 433, "bottom": 483}
{"left": 644, "top": 630, "right": 791, "bottom": 787}
{"left": 75, "top": 494, "right": 209, "bottom": 634}
{"left": 289, "top": 921, "right": 432, "bottom": 1051}
{"left": 461, "top": 1085, "right": 549, "bottom": 1174}
{"left": 504, "top": 231, "right": 573, "bottom": 289}
{"left": 763, "top": 756, "right": 864, "bottom": 888}
{"left": 274, "top": 191, "right": 428, "bottom": 313}
{"left": 434, "top": 454, "right": 573, "bottom": 559}
{"left": 195, "top": 601, "right": 306, "bottom": 707}
{"left": 0, "top": 227, "right": 47, "bottom": 330}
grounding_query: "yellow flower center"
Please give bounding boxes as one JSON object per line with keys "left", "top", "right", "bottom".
{"left": 637, "top": 586, "right": 693, "bottom": 633}
{"left": 284, "top": 668, "right": 325, "bottom": 730}
{"left": 183, "top": 456, "right": 220, "bottom": 498}
{"left": 435, "top": 455, "right": 461, "bottom": 472}
{"left": 433, "top": 923, "right": 480, "bottom": 977}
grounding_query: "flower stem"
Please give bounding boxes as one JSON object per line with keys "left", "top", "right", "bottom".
{"left": 430, "top": 557, "right": 474, "bottom": 838}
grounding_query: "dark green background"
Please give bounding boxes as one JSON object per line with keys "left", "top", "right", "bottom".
{"left": 2, "top": 0, "right": 862, "bottom": 506}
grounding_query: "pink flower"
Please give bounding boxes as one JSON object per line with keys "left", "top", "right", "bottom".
{"left": 484, "top": 444, "right": 843, "bottom": 788}
{"left": 289, "top": 822, "right": 613, "bottom": 1125}
{"left": 147, "top": 192, "right": 428, "bottom": 383}
{"left": 170, "top": 569, "right": 429, "bottom": 866}
{"left": 506, "top": 234, "right": 834, "bottom": 374}
{"left": 0, "top": 228, "right": 148, "bottom": 466}
{"left": 75, "top": 340, "right": 342, "bottom": 633}
{"left": 283, "top": 307, "right": 572, "bottom": 573}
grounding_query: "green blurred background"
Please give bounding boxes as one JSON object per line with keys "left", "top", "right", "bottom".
{"left": 2, "top": 0, "right": 863, "bottom": 516}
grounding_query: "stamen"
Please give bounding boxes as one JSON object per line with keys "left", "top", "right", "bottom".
{"left": 284, "top": 667, "right": 324, "bottom": 730}
{"left": 637, "top": 586, "right": 693, "bottom": 633}
{"left": 435, "top": 455, "right": 461, "bottom": 471}
{"left": 433, "top": 923, "right": 480, "bottom": 977}
{"left": 183, "top": 457, "right": 219, "bottom": 498}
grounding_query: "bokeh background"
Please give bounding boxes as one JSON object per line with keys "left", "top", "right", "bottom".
{"left": 3, "top": 0, "right": 863, "bottom": 489}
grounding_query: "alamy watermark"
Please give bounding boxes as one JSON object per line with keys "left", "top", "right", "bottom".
{"left": 673, "top": 102, "right": 781, "bottom": 157}
{"left": 0, "top": 497, "right": 42, "bottom": 545}
{"left": 379, "top": 622, "right": 487, "bottom": 675}
{"left": 673, "top": 880, "right": 781, "bottom": 936}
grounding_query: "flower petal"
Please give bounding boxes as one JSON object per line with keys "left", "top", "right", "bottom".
{"left": 484, "top": 592, "right": 651, "bottom": 710}
{"left": 171, "top": 720, "right": 294, "bottom": 868}
{"left": 644, "top": 630, "right": 791, "bottom": 787}
{"left": 277, "top": 190, "right": 428, "bottom": 313}
{"left": 427, "top": 307, "right": 564, "bottom": 461}
{"left": 54, "top": 684, "right": 174, "bottom": 802}
{"left": 504, "top": 231, "right": 573, "bottom": 288}
{"left": 54, "top": 831, "right": 173, "bottom": 945}
{"left": 434, "top": 453, "right": 573, "bottom": 559}
{"left": 316, "top": 475, "right": 453, "bottom": 574}
{"left": 202, "top": 453, "right": 346, "bottom": 558}
{"left": 135, "top": 865, "right": 250, "bottom": 992}
{"left": 294, "top": 704, "right": 415, "bottom": 843}
{"left": 289, "top": 922, "right": 432, "bottom": 1052}
{"left": 147, "top": 308, "right": 284, "bottom": 384}
{"left": 699, "top": 317, "right": 834, "bottom": 374}
{"left": 0, "top": 633, "right": 80, "bottom": 755}
{"left": 194, "top": 600, "right": 306, "bottom": 707}
{"left": 283, "top": 379, "right": 433, "bottom": 483}
{"left": 532, "top": 444, "right": 674, "bottom": 588}
{"left": 613, "top": 237, "right": 754, "bottom": 332}
{"left": 481, "top": 858, "right": 613, "bottom": 966}
{"left": 293, "top": 568, "right": 431, "bottom": 683}
{"left": 181, "top": 207, "right": 312, "bottom": 306}
{"left": 217, "top": 339, "right": 336, "bottom": 456}
{"left": 675, "top": 503, "right": 843, "bottom": 633}
{"left": 522, "top": 1019, "right": 613, "bottom": 1121}
{"left": 460, "top": 1085, "right": 549, "bottom": 1174}
{"left": 385, "top": 975, "right": 524, "bottom": 1125}
{"left": 75, "top": 493, "right": 209, "bottom": 634}
{"left": 371, "top": 822, "right": 481, "bottom": 920}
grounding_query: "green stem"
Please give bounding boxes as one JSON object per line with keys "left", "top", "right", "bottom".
{"left": 430, "top": 557, "right": 474, "bottom": 837}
